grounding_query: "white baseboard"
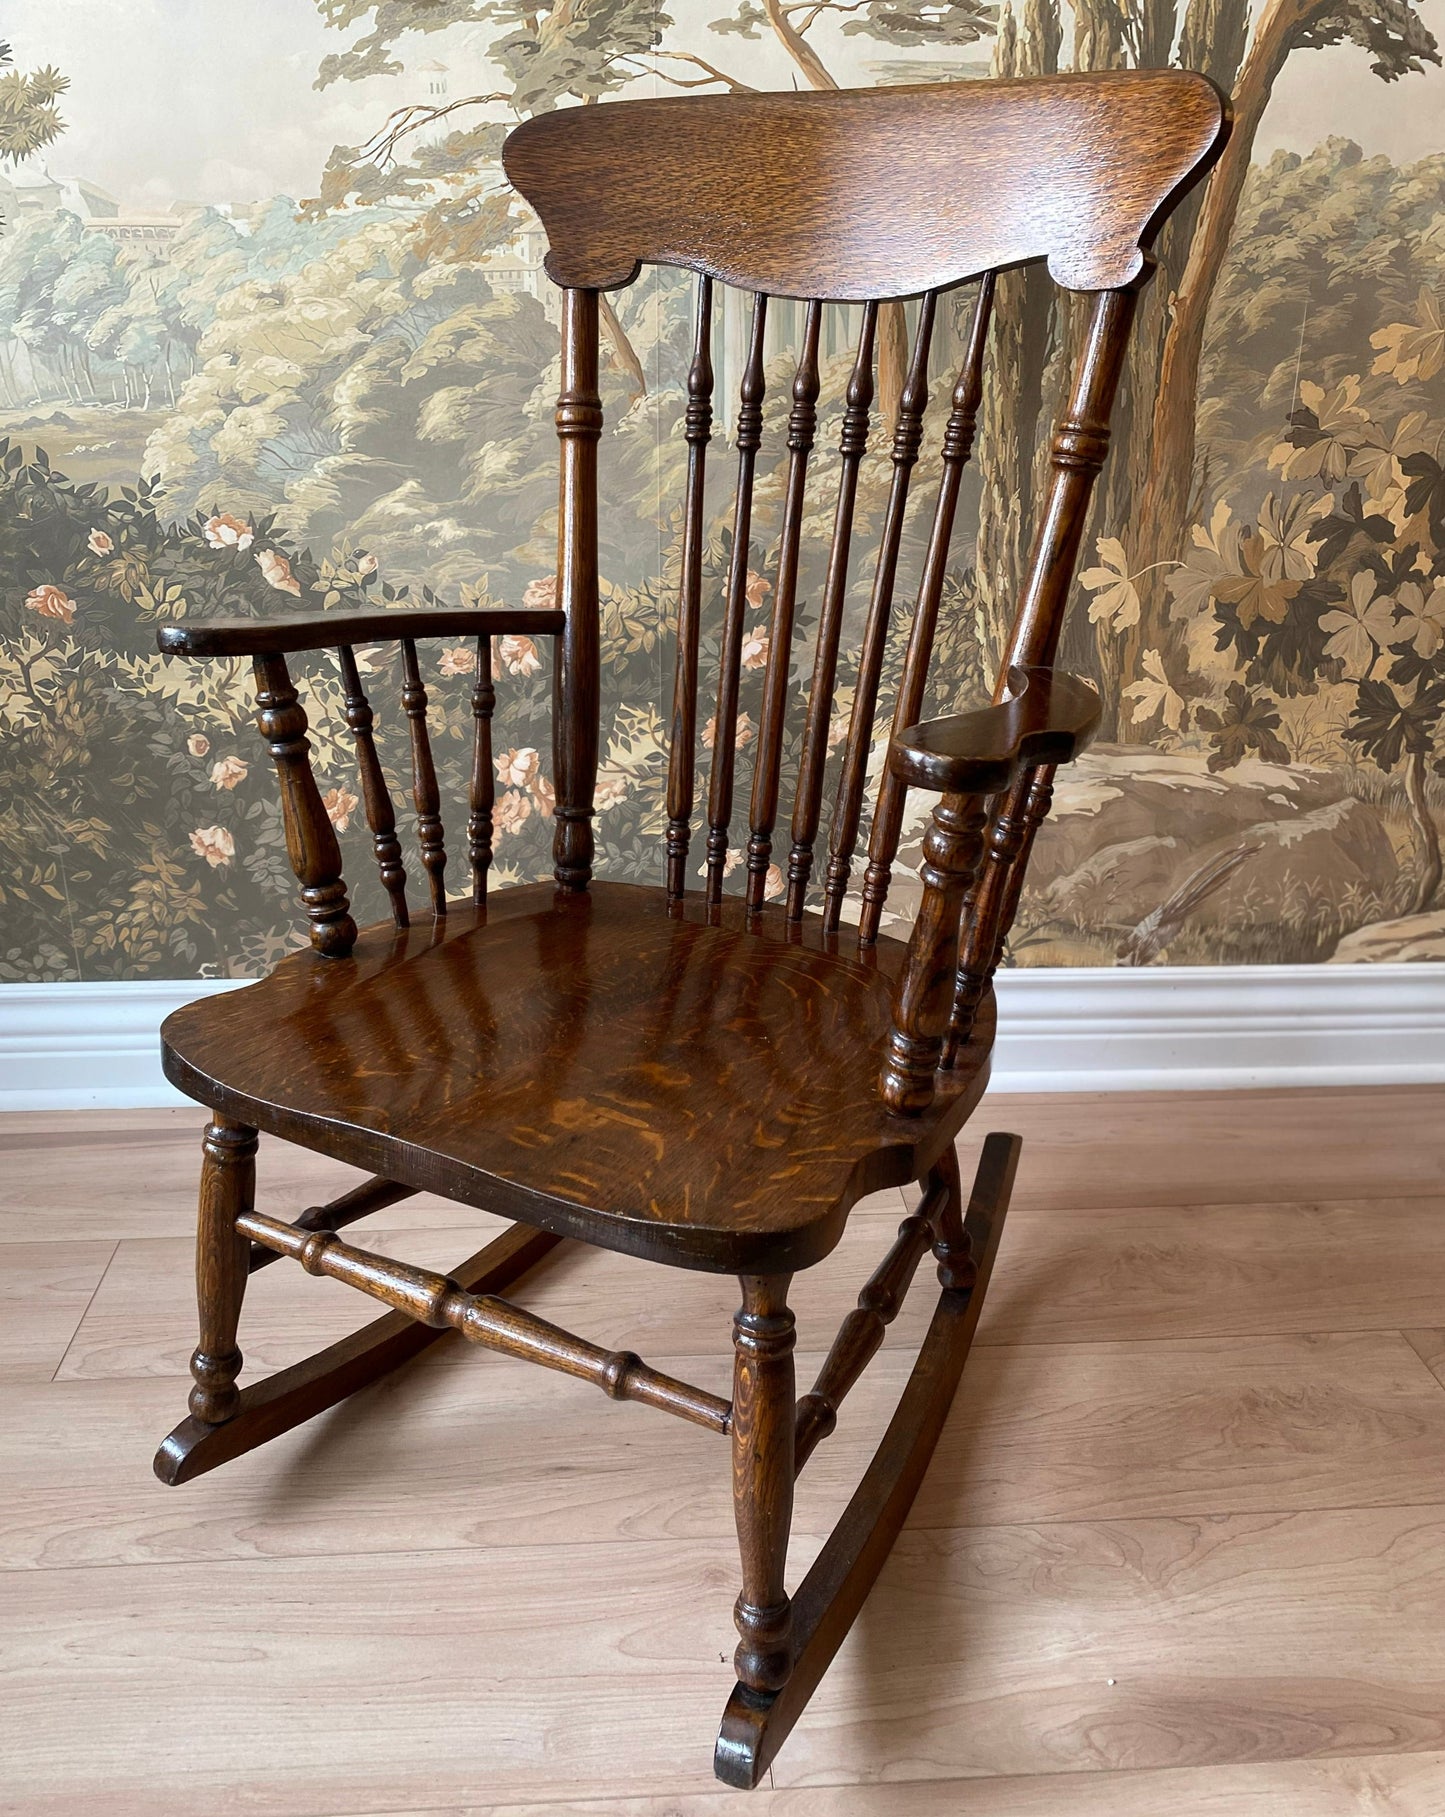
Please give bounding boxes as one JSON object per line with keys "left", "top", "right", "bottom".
{"left": 0, "top": 964, "right": 1442, "bottom": 1111}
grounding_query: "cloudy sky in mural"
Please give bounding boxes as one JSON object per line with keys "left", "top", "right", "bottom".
{"left": 10, "top": 0, "right": 1445, "bottom": 207}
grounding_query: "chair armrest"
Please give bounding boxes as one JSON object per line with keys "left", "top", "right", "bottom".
{"left": 889, "top": 664, "right": 1101, "bottom": 795}
{"left": 156, "top": 606, "right": 566, "bottom": 659}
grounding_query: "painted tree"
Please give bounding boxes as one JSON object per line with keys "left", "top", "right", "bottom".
{"left": 1127, "top": 0, "right": 1438, "bottom": 664}
{"left": 307, "top": 0, "right": 995, "bottom": 406}
{"left": 0, "top": 39, "right": 68, "bottom": 215}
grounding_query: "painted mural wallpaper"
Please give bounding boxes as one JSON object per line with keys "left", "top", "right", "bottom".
{"left": 0, "top": 0, "right": 1442, "bottom": 981}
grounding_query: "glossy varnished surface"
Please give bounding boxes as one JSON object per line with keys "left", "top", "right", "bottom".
{"left": 504, "top": 73, "right": 1228, "bottom": 298}
{"left": 161, "top": 884, "right": 994, "bottom": 1272}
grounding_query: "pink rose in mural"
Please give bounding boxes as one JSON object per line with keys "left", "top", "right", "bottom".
{"left": 189, "top": 825, "right": 235, "bottom": 868}
{"left": 255, "top": 548, "right": 302, "bottom": 595}
{"left": 25, "top": 584, "right": 75, "bottom": 623}
{"left": 740, "top": 627, "right": 769, "bottom": 671}
{"left": 186, "top": 734, "right": 211, "bottom": 759}
{"left": 209, "top": 755, "right": 249, "bottom": 791}
{"left": 438, "top": 646, "right": 477, "bottom": 677}
{"left": 322, "top": 786, "right": 359, "bottom": 832}
{"left": 87, "top": 528, "right": 114, "bottom": 556}
{"left": 498, "top": 634, "right": 542, "bottom": 677}
{"left": 495, "top": 788, "right": 532, "bottom": 835}
{"left": 595, "top": 772, "right": 629, "bottom": 810}
{"left": 522, "top": 575, "right": 557, "bottom": 611}
{"left": 496, "top": 746, "right": 539, "bottom": 788}
{"left": 530, "top": 774, "right": 556, "bottom": 818}
{"left": 702, "top": 712, "right": 755, "bottom": 750}
{"left": 204, "top": 513, "right": 254, "bottom": 552}
{"left": 357, "top": 551, "right": 378, "bottom": 576}
{"left": 745, "top": 571, "right": 771, "bottom": 611}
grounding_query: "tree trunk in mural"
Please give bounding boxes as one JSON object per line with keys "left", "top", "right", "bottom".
{"left": 1131, "top": 0, "right": 1305, "bottom": 655}
{"left": 1405, "top": 746, "right": 1443, "bottom": 913}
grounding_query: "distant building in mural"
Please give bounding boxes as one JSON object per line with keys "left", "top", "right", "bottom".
{"left": 0, "top": 4, "right": 1441, "bottom": 981}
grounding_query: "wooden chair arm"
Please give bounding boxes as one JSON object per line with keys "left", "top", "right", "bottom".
{"left": 888, "top": 665, "right": 1101, "bottom": 796}
{"left": 155, "top": 607, "right": 566, "bottom": 660}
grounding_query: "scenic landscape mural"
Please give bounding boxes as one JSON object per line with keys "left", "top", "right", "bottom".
{"left": 0, "top": 0, "right": 1442, "bottom": 980}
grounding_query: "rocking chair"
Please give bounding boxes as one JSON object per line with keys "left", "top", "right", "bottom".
{"left": 151, "top": 71, "right": 1228, "bottom": 1787}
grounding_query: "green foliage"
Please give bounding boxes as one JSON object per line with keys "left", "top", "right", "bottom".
{"left": 0, "top": 40, "right": 68, "bottom": 176}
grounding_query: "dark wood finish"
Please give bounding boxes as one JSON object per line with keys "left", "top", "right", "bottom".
{"left": 239, "top": 1208, "right": 731, "bottom": 1432}
{"left": 890, "top": 665, "right": 1102, "bottom": 796}
{"left": 705, "top": 293, "right": 768, "bottom": 905}
{"left": 155, "top": 1221, "right": 561, "bottom": 1486}
{"left": 926, "top": 1141, "right": 978, "bottom": 1293}
{"left": 746, "top": 300, "right": 823, "bottom": 911}
{"left": 468, "top": 634, "right": 496, "bottom": 905}
{"left": 161, "top": 882, "right": 997, "bottom": 1274}
{"left": 157, "top": 606, "right": 562, "bottom": 658}
{"left": 879, "top": 797, "right": 990, "bottom": 1115}
{"left": 553, "top": 286, "right": 603, "bottom": 892}
{"left": 823, "top": 293, "right": 937, "bottom": 932}
{"left": 785, "top": 301, "right": 877, "bottom": 920}
{"left": 187, "top": 1118, "right": 256, "bottom": 1424}
{"left": 339, "top": 644, "right": 409, "bottom": 928}
{"left": 503, "top": 74, "right": 1226, "bottom": 299}
{"left": 715, "top": 1131, "right": 1022, "bottom": 1788}
{"left": 400, "top": 638, "right": 448, "bottom": 916}
{"left": 939, "top": 288, "right": 1139, "bottom": 1052}
{"left": 246, "top": 1173, "right": 418, "bottom": 1275}
{"left": 793, "top": 1173, "right": 944, "bottom": 1472}
{"left": 666, "top": 275, "right": 715, "bottom": 902}
{"left": 857, "top": 278, "right": 994, "bottom": 944}
{"left": 146, "top": 72, "right": 1230, "bottom": 1793}
{"left": 730, "top": 1274, "right": 796, "bottom": 1696}
{"left": 252, "top": 653, "right": 358, "bottom": 959}
{"left": 947, "top": 763, "right": 1058, "bottom": 1060}
{"left": 245, "top": 1170, "right": 418, "bottom": 1271}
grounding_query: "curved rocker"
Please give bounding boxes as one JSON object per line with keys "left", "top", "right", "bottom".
{"left": 155, "top": 1220, "right": 561, "bottom": 1486}
{"left": 714, "top": 1131, "right": 1020, "bottom": 1788}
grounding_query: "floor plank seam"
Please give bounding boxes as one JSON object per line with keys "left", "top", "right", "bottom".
{"left": 14, "top": 1495, "right": 1445, "bottom": 1579}
{"left": 46, "top": 1238, "right": 120, "bottom": 1384}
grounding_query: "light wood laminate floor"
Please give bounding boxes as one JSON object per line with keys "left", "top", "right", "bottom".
{"left": 3, "top": 1087, "right": 1445, "bottom": 1816}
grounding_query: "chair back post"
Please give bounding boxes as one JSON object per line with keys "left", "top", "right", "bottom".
{"left": 553, "top": 286, "right": 604, "bottom": 892}
{"left": 943, "top": 280, "right": 1143, "bottom": 1062}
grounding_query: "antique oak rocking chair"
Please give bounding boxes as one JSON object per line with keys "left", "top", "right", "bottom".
{"left": 151, "top": 72, "right": 1228, "bottom": 1786}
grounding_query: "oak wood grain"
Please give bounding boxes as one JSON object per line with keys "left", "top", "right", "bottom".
{"left": 6, "top": 1088, "right": 1443, "bottom": 1243}
{"left": 503, "top": 73, "right": 1227, "bottom": 298}
{"left": 158, "top": 883, "right": 996, "bottom": 1273}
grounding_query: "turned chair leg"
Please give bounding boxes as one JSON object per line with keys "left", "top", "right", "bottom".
{"left": 927, "top": 1146, "right": 978, "bottom": 1293}
{"left": 188, "top": 1117, "right": 258, "bottom": 1425}
{"left": 730, "top": 1274, "right": 796, "bottom": 1700}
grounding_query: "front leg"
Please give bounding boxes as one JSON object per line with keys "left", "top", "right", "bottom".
{"left": 730, "top": 1274, "right": 796, "bottom": 1699}
{"left": 188, "top": 1118, "right": 257, "bottom": 1424}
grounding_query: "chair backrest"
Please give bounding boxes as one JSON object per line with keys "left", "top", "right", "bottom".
{"left": 501, "top": 72, "right": 1228, "bottom": 943}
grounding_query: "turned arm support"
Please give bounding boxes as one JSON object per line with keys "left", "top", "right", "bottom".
{"left": 888, "top": 664, "right": 1101, "bottom": 797}
{"left": 879, "top": 665, "right": 1099, "bottom": 1117}
{"left": 156, "top": 606, "right": 565, "bottom": 660}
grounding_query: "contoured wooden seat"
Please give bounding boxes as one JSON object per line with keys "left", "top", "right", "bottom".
{"left": 149, "top": 69, "right": 1228, "bottom": 1788}
{"left": 162, "top": 882, "right": 997, "bottom": 1272}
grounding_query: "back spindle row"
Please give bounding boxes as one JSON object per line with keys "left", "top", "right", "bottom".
{"left": 664, "top": 277, "right": 998, "bottom": 942}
